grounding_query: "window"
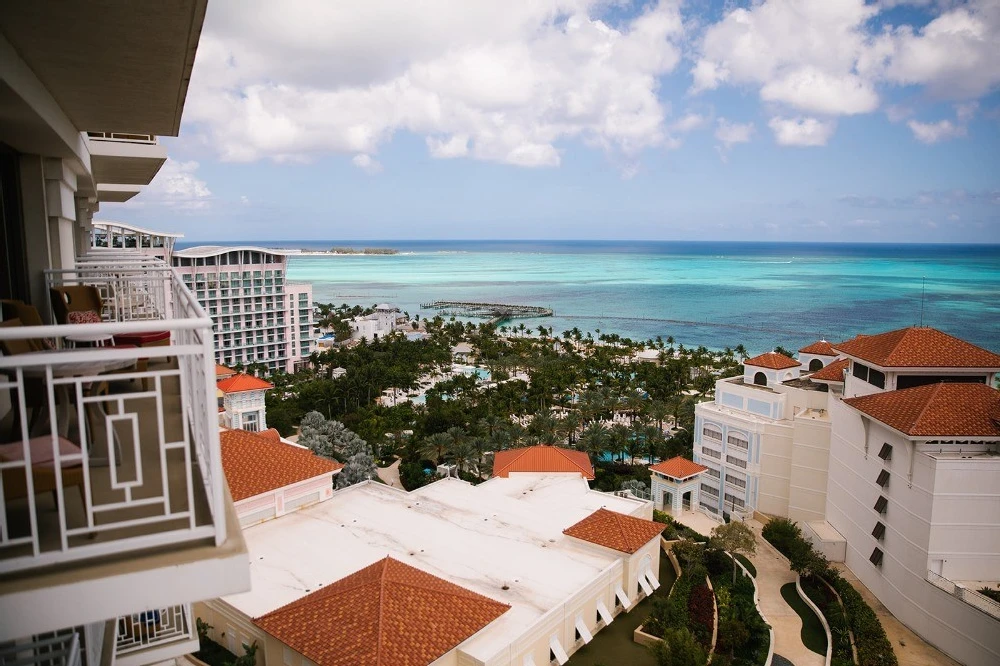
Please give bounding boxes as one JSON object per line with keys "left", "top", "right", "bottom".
{"left": 727, "top": 434, "right": 749, "bottom": 450}
{"left": 808, "top": 358, "right": 823, "bottom": 371}
{"left": 726, "top": 455, "right": 747, "bottom": 469}
{"left": 703, "top": 426, "right": 722, "bottom": 441}
{"left": 878, "top": 443, "right": 892, "bottom": 461}
{"left": 725, "top": 473, "right": 747, "bottom": 489}
{"left": 869, "top": 368, "right": 886, "bottom": 389}
{"left": 703, "top": 448, "right": 721, "bottom": 459}
{"left": 705, "top": 467, "right": 720, "bottom": 479}
{"left": 874, "top": 495, "right": 888, "bottom": 514}
{"left": 724, "top": 493, "right": 745, "bottom": 509}
{"left": 700, "top": 483, "right": 719, "bottom": 497}
{"left": 853, "top": 362, "right": 869, "bottom": 381}
{"left": 869, "top": 547, "right": 883, "bottom": 567}
{"left": 753, "top": 371, "right": 767, "bottom": 386}
{"left": 876, "top": 469, "right": 890, "bottom": 487}
{"left": 872, "top": 521, "right": 885, "bottom": 540}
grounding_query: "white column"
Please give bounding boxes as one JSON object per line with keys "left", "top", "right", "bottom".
{"left": 18, "top": 154, "right": 53, "bottom": 316}
{"left": 43, "top": 158, "right": 78, "bottom": 272}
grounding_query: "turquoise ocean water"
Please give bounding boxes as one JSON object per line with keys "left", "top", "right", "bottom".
{"left": 178, "top": 241, "right": 1000, "bottom": 354}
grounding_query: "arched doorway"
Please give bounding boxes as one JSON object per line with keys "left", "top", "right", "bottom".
{"left": 753, "top": 372, "right": 767, "bottom": 386}
{"left": 809, "top": 358, "right": 823, "bottom": 371}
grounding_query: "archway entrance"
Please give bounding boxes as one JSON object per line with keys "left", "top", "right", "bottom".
{"left": 753, "top": 372, "right": 767, "bottom": 386}
{"left": 682, "top": 491, "right": 691, "bottom": 510}
{"left": 809, "top": 358, "right": 823, "bottom": 371}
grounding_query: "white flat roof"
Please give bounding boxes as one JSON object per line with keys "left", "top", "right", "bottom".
{"left": 173, "top": 245, "right": 300, "bottom": 257}
{"left": 226, "top": 476, "right": 645, "bottom": 662}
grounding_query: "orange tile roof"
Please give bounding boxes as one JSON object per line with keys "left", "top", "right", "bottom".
{"left": 221, "top": 429, "right": 342, "bottom": 501}
{"left": 833, "top": 327, "right": 1000, "bottom": 369}
{"left": 809, "top": 358, "right": 850, "bottom": 382}
{"left": 744, "top": 351, "right": 800, "bottom": 370}
{"left": 254, "top": 556, "right": 509, "bottom": 666}
{"left": 799, "top": 340, "right": 836, "bottom": 356}
{"left": 491, "top": 445, "right": 594, "bottom": 479}
{"left": 563, "top": 508, "right": 665, "bottom": 554}
{"left": 217, "top": 373, "right": 274, "bottom": 393}
{"left": 843, "top": 383, "right": 1000, "bottom": 438}
{"left": 649, "top": 456, "right": 708, "bottom": 479}
{"left": 216, "top": 363, "right": 236, "bottom": 378}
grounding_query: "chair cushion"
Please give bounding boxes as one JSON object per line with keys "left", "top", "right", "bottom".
{"left": 68, "top": 310, "right": 102, "bottom": 324}
{"left": 0, "top": 436, "right": 83, "bottom": 468}
{"left": 113, "top": 331, "right": 170, "bottom": 346}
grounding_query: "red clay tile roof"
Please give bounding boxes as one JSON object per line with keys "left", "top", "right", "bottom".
{"left": 799, "top": 340, "right": 836, "bottom": 356}
{"left": 649, "top": 456, "right": 708, "bottom": 479}
{"left": 217, "top": 373, "right": 274, "bottom": 393}
{"left": 833, "top": 327, "right": 1000, "bottom": 369}
{"left": 254, "top": 556, "right": 509, "bottom": 666}
{"left": 221, "top": 429, "right": 342, "bottom": 501}
{"left": 215, "top": 363, "right": 236, "bottom": 378}
{"left": 563, "top": 508, "right": 665, "bottom": 554}
{"left": 843, "top": 383, "right": 1000, "bottom": 438}
{"left": 491, "top": 445, "right": 594, "bottom": 479}
{"left": 745, "top": 351, "right": 800, "bottom": 370}
{"left": 809, "top": 358, "right": 850, "bottom": 382}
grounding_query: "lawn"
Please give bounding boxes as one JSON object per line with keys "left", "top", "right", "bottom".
{"left": 736, "top": 553, "right": 756, "bottom": 578}
{"left": 780, "top": 582, "right": 828, "bottom": 656}
{"left": 566, "top": 554, "right": 678, "bottom": 666}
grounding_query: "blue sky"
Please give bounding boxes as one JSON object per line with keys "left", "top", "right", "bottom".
{"left": 107, "top": 0, "right": 1000, "bottom": 243}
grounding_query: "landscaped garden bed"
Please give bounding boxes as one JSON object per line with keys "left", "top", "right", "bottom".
{"left": 762, "top": 518, "right": 897, "bottom": 666}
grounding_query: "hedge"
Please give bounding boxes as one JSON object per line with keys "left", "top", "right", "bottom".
{"left": 762, "top": 518, "right": 897, "bottom": 666}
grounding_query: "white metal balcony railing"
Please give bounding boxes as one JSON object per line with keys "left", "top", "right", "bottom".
{"left": 87, "top": 132, "right": 157, "bottom": 144}
{"left": 0, "top": 632, "right": 81, "bottom": 666}
{"left": 927, "top": 571, "right": 1000, "bottom": 620}
{"left": 0, "top": 257, "right": 225, "bottom": 575}
{"left": 114, "top": 604, "right": 199, "bottom": 666}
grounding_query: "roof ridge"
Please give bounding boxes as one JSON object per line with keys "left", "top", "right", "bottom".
{"left": 553, "top": 446, "right": 590, "bottom": 475}
{"left": 610, "top": 510, "right": 629, "bottom": 549}
{"left": 910, "top": 383, "right": 944, "bottom": 433}
{"left": 375, "top": 556, "right": 390, "bottom": 666}
{"left": 494, "top": 447, "right": 528, "bottom": 476}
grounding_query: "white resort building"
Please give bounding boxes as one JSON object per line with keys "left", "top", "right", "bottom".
{"left": 350, "top": 303, "right": 400, "bottom": 341}
{"left": 171, "top": 247, "right": 316, "bottom": 373}
{"left": 692, "top": 329, "right": 1000, "bottom": 666}
{"left": 90, "top": 221, "right": 184, "bottom": 262}
{"left": 0, "top": 5, "right": 251, "bottom": 666}
{"left": 693, "top": 348, "right": 834, "bottom": 522}
{"left": 217, "top": 373, "right": 273, "bottom": 432}
{"left": 197, "top": 459, "right": 665, "bottom": 666}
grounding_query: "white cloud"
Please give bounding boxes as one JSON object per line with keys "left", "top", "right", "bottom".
{"left": 670, "top": 113, "right": 709, "bottom": 133}
{"left": 352, "top": 154, "right": 383, "bottom": 174}
{"left": 907, "top": 118, "right": 966, "bottom": 143}
{"left": 691, "top": 0, "right": 1000, "bottom": 143}
{"left": 715, "top": 118, "right": 755, "bottom": 148}
{"left": 768, "top": 116, "right": 837, "bottom": 147}
{"left": 847, "top": 218, "right": 881, "bottom": 227}
{"left": 907, "top": 102, "right": 977, "bottom": 143}
{"left": 186, "top": 0, "right": 686, "bottom": 168}
{"left": 129, "top": 159, "right": 212, "bottom": 209}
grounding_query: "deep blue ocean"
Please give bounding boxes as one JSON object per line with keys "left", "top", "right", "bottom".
{"left": 176, "top": 241, "right": 1000, "bottom": 354}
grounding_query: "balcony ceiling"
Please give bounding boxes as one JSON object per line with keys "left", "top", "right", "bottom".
{"left": 0, "top": 0, "right": 207, "bottom": 136}
{"left": 88, "top": 137, "right": 168, "bottom": 185}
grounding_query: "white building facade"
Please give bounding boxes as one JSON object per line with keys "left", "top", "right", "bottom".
{"left": 0, "top": 5, "right": 251, "bottom": 666}
{"left": 171, "top": 247, "right": 315, "bottom": 373}
{"left": 350, "top": 303, "right": 399, "bottom": 341}
{"left": 820, "top": 329, "right": 1000, "bottom": 666}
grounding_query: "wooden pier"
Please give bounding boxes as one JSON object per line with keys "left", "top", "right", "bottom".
{"left": 420, "top": 300, "right": 553, "bottom": 325}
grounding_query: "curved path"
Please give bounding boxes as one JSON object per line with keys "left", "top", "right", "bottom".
{"left": 745, "top": 520, "right": 825, "bottom": 666}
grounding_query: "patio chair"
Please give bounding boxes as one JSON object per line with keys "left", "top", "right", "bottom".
{"left": 0, "top": 318, "right": 47, "bottom": 434}
{"left": 0, "top": 435, "right": 86, "bottom": 506}
{"left": 49, "top": 286, "right": 105, "bottom": 325}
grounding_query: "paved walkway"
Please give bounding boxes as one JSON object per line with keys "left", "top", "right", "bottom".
{"left": 831, "top": 564, "right": 961, "bottom": 666}
{"left": 746, "top": 520, "right": 825, "bottom": 666}
{"left": 377, "top": 458, "right": 402, "bottom": 489}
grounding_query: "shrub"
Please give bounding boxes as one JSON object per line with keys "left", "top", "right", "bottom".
{"left": 832, "top": 576, "right": 897, "bottom": 666}
{"left": 703, "top": 548, "right": 732, "bottom": 577}
{"left": 687, "top": 583, "right": 715, "bottom": 646}
{"left": 651, "top": 627, "right": 708, "bottom": 666}
{"left": 761, "top": 517, "right": 801, "bottom": 555}
{"left": 979, "top": 587, "right": 1000, "bottom": 603}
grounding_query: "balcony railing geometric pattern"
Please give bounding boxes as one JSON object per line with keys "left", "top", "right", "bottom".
{"left": 0, "top": 257, "right": 225, "bottom": 574}
{"left": 0, "top": 632, "right": 81, "bottom": 666}
{"left": 115, "top": 604, "right": 195, "bottom": 658}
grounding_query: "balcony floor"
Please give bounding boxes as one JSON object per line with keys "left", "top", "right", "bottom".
{"left": 2, "top": 357, "right": 214, "bottom": 566}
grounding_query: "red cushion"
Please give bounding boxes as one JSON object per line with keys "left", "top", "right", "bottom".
{"left": 68, "top": 310, "right": 102, "bottom": 324}
{"left": 113, "top": 331, "right": 170, "bottom": 345}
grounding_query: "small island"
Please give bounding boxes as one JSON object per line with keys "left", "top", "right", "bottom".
{"left": 327, "top": 246, "right": 398, "bottom": 255}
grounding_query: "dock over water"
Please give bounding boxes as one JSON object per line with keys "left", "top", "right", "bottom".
{"left": 420, "top": 300, "right": 553, "bottom": 325}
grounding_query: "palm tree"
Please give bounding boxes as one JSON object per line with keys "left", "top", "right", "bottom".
{"left": 610, "top": 423, "right": 630, "bottom": 463}
{"left": 579, "top": 423, "right": 609, "bottom": 463}
{"left": 648, "top": 400, "right": 670, "bottom": 434}
{"left": 421, "top": 433, "right": 451, "bottom": 465}
{"left": 560, "top": 411, "right": 582, "bottom": 446}
{"left": 449, "top": 439, "right": 477, "bottom": 474}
